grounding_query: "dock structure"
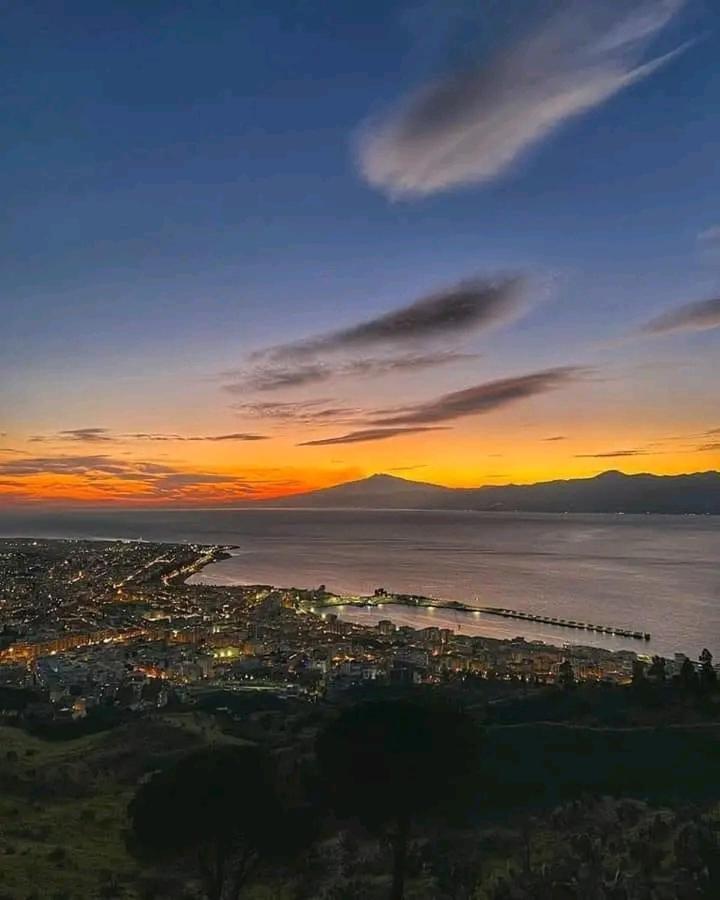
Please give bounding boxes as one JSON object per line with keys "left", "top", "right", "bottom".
{"left": 480, "top": 607, "right": 650, "bottom": 640}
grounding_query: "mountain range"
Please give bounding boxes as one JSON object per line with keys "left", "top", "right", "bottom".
{"left": 267, "top": 470, "right": 720, "bottom": 514}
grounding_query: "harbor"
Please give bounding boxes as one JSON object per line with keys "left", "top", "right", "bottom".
{"left": 480, "top": 606, "right": 651, "bottom": 640}
{"left": 305, "top": 590, "right": 654, "bottom": 645}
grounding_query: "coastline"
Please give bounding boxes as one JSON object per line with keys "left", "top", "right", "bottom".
{"left": 191, "top": 550, "right": 651, "bottom": 660}
{"left": 308, "top": 592, "right": 651, "bottom": 640}
{"left": 5, "top": 532, "right": 714, "bottom": 660}
{"left": 166, "top": 544, "right": 238, "bottom": 585}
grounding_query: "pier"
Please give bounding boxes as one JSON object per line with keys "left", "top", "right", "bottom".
{"left": 480, "top": 607, "right": 650, "bottom": 640}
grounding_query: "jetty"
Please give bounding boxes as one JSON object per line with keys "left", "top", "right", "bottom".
{"left": 480, "top": 607, "right": 650, "bottom": 640}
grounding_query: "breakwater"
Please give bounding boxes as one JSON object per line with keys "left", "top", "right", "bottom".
{"left": 309, "top": 593, "right": 651, "bottom": 641}
{"left": 480, "top": 607, "right": 650, "bottom": 640}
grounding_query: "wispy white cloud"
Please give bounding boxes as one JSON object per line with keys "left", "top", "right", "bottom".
{"left": 358, "top": 0, "right": 689, "bottom": 197}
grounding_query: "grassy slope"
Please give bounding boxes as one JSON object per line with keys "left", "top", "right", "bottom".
{"left": 0, "top": 714, "right": 250, "bottom": 899}
{"left": 0, "top": 725, "right": 135, "bottom": 898}
{"left": 2, "top": 708, "right": 719, "bottom": 898}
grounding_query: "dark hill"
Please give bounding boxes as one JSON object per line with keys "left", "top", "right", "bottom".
{"left": 272, "top": 470, "right": 720, "bottom": 514}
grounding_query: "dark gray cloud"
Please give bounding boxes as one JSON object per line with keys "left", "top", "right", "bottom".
{"left": 153, "top": 472, "right": 241, "bottom": 488}
{"left": 200, "top": 433, "right": 267, "bottom": 442}
{"left": 388, "top": 464, "right": 428, "bottom": 472}
{"left": 228, "top": 363, "right": 329, "bottom": 393}
{"left": 233, "top": 399, "right": 332, "bottom": 418}
{"left": 59, "top": 428, "right": 114, "bottom": 442}
{"left": 0, "top": 454, "right": 275, "bottom": 499}
{"left": 0, "top": 455, "right": 175, "bottom": 479}
{"left": 231, "top": 350, "right": 478, "bottom": 394}
{"left": 227, "top": 350, "right": 477, "bottom": 393}
{"left": 697, "top": 442, "right": 720, "bottom": 453}
{"left": 368, "top": 366, "right": 584, "bottom": 427}
{"left": 543, "top": 435, "right": 566, "bottom": 441}
{"left": 33, "top": 429, "right": 268, "bottom": 444}
{"left": 298, "top": 427, "right": 448, "bottom": 447}
{"left": 232, "top": 399, "right": 363, "bottom": 426}
{"left": 359, "top": 1, "right": 687, "bottom": 196}
{"left": 641, "top": 297, "right": 720, "bottom": 335}
{"left": 127, "top": 432, "right": 268, "bottom": 442}
{"left": 575, "top": 449, "right": 650, "bottom": 458}
{"left": 255, "top": 276, "right": 526, "bottom": 362}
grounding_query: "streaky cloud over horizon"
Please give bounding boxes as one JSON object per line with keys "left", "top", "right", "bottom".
{"left": 1, "top": 0, "right": 718, "bottom": 505}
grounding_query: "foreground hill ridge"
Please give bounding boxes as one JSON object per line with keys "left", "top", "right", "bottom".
{"left": 267, "top": 469, "right": 720, "bottom": 514}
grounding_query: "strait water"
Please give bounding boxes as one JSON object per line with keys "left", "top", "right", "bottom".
{"left": 0, "top": 508, "right": 718, "bottom": 658}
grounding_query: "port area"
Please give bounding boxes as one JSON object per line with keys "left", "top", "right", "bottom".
{"left": 304, "top": 591, "right": 650, "bottom": 641}
{"left": 480, "top": 607, "right": 650, "bottom": 640}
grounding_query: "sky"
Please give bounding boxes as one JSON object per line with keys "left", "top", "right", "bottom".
{"left": 2, "top": 0, "right": 719, "bottom": 506}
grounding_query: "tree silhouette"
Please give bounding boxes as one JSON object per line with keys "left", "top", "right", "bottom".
{"left": 128, "top": 745, "right": 292, "bottom": 900}
{"left": 678, "top": 656, "right": 698, "bottom": 692}
{"left": 557, "top": 659, "right": 575, "bottom": 689}
{"left": 699, "top": 649, "right": 717, "bottom": 692}
{"left": 647, "top": 655, "right": 666, "bottom": 683}
{"left": 631, "top": 659, "right": 647, "bottom": 686}
{"left": 315, "top": 697, "right": 482, "bottom": 900}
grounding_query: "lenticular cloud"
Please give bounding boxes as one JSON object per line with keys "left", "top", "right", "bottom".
{"left": 358, "top": 1, "right": 688, "bottom": 197}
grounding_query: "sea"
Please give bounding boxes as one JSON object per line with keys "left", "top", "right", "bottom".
{"left": 0, "top": 508, "right": 718, "bottom": 659}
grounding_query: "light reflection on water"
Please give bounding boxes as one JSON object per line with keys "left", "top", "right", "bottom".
{"left": 1, "top": 507, "right": 717, "bottom": 658}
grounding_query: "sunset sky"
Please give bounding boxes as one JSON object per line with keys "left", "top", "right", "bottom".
{"left": 2, "top": 0, "right": 719, "bottom": 506}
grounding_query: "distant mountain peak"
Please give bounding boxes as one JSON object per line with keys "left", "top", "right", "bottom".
{"left": 271, "top": 469, "right": 720, "bottom": 514}
{"left": 364, "top": 472, "right": 418, "bottom": 485}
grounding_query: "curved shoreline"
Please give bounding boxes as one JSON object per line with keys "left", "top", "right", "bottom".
{"left": 305, "top": 593, "right": 650, "bottom": 640}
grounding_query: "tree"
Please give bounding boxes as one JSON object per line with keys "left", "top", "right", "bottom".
{"left": 631, "top": 659, "right": 647, "bottom": 686}
{"left": 424, "top": 834, "right": 483, "bottom": 899}
{"left": 647, "top": 656, "right": 666, "bottom": 683}
{"left": 128, "top": 745, "right": 296, "bottom": 900}
{"left": 315, "top": 697, "right": 482, "bottom": 900}
{"left": 557, "top": 659, "right": 575, "bottom": 689}
{"left": 678, "top": 656, "right": 698, "bottom": 691}
{"left": 699, "top": 649, "right": 717, "bottom": 692}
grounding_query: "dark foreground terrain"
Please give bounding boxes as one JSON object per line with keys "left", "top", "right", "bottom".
{"left": 1, "top": 673, "right": 720, "bottom": 899}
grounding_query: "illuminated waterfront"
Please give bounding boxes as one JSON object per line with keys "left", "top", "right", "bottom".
{"left": 1, "top": 507, "right": 715, "bottom": 658}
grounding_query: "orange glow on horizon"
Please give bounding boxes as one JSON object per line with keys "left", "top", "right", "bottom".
{"left": 0, "top": 441, "right": 717, "bottom": 507}
{"left": 1, "top": 406, "right": 718, "bottom": 506}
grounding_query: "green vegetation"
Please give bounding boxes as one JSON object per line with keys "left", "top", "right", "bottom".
{"left": 1, "top": 676, "right": 719, "bottom": 899}
{"left": 128, "top": 744, "right": 307, "bottom": 900}
{"left": 316, "top": 698, "right": 482, "bottom": 899}
{"left": 0, "top": 717, "right": 249, "bottom": 899}
{"left": 0, "top": 725, "right": 138, "bottom": 899}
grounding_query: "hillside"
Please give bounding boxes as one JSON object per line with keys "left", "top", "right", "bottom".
{"left": 273, "top": 470, "right": 720, "bottom": 514}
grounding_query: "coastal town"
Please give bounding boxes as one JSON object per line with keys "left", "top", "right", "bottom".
{"left": 1, "top": 537, "right": 705, "bottom": 724}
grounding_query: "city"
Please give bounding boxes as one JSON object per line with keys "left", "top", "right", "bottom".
{"left": 0, "top": 538, "right": 661, "bottom": 720}
{"left": 4, "top": 0, "right": 720, "bottom": 895}
{"left": 1, "top": 537, "right": 719, "bottom": 899}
